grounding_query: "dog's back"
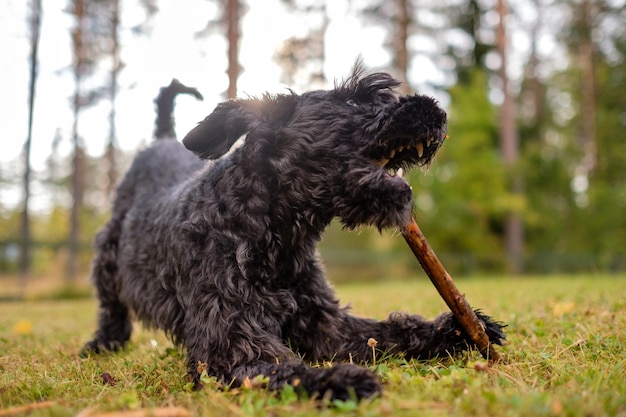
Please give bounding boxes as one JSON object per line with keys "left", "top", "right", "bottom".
{"left": 116, "top": 140, "right": 205, "bottom": 205}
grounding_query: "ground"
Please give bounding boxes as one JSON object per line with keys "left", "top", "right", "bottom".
{"left": 0, "top": 275, "right": 624, "bottom": 417}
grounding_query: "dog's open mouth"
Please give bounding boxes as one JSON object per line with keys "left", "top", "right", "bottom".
{"left": 371, "top": 134, "right": 444, "bottom": 183}
{"left": 367, "top": 94, "right": 447, "bottom": 182}
{"left": 375, "top": 138, "right": 436, "bottom": 169}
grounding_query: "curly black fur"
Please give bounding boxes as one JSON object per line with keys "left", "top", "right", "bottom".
{"left": 82, "top": 63, "right": 505, "bottom": 401}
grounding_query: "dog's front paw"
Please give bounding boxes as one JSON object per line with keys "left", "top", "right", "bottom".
{"left": 475, "top": 310, "right": 507, "bottom": 346}
{"left": 304, "top": 364, "right": 382, "bottom": 402}
{"left": 79, "top": 338, "right": 125, "bottom": 358}
{"left": 79, "top": 340, "right": 102, "bottom": 357}
{"left": 432, "top": 310, "right": 506, "bottom": 356}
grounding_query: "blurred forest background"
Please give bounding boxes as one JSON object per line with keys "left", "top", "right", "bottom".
{"left": 1, "top": 0, "right": 625, "bottom": 296}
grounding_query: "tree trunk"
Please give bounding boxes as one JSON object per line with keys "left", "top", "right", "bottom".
{"left": 68, "top": 117, "right": 84, "bottom": 282}
{"left": 106, "top": 0, "right": 121, "bottom": 198}
{"left": 314, "top": 1, "right": 328, "bottom": 87}
{"left": 68, "top": 0, "right": 87, "bottom": 282}
{"left": 393, "top": 0, "right": 411, "bottom": 94}
{"left": 524, "top": 0, "right": 547, "bottom": 132}
{"left": 226, "top": 0, "right": 239, "bottom": 99}
{"left": 577, "top": 0, "right": 597, "bottom": 177}
{"left": 20, "top": 0, "right": 42, "bottom": 287}
{"left": 496, "top": 0, "right": 524, "bottom": 274}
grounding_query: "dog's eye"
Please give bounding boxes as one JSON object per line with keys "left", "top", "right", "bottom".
{"left": 346, "top": 99, "right": 358, "bottom": 107}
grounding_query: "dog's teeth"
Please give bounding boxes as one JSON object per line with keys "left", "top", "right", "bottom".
{"left": 426, "top": 138, "right": 432, "bottom": 147}
{"left": 397, "top": 146, "right": 405, "bottom": 152}
{"left": 397, "top": 167, "right": 404, "bottom": 178}
{"left": 379, "top": 158, "right": 390, "bottom": 167}
{"left": 388, "top": 149, "right": 396, "bottom": 159}
{"left": 416, "top": 143, "right": 424, "bottom": 158}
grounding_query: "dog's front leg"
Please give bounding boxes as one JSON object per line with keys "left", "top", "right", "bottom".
{"left": 332, "top": 311, "right": 505, "bottom": 362}
{"left": 181, "top": 303, "right": 381, "bottom": 401}
{"left": 185, "top": 339, "right": 382, "bottom": 401}
{"left": 229, "top": 360, "right": 381, "bottom": 401}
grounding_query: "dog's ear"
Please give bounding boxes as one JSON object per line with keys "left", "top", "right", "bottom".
{"left": 182, "top": 100, "right": 257, "bottom": 159}
{"left": 183, "top": 94, "right": 298, "bottom": 159}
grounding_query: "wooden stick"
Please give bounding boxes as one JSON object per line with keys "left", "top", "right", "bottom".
{"left": 401, "top": 217, "right": 501, "bottom": 363}
{"left": 0, "top": 401, "right": 56, "bottom": 417}
{"left": 75, "top": 407, "right": 190, "bottom": 417}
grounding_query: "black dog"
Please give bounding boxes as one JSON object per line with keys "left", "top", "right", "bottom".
{"left": 82, "top": 64, "right": 505, "bottom": 401}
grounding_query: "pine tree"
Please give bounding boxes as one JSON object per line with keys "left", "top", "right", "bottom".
{"left": 20, "top": 0, "right": 42, "bottom": 284}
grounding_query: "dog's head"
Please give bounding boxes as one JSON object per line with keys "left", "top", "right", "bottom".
{"left": 183, "top": 63, "right": 447, "bottom": 231}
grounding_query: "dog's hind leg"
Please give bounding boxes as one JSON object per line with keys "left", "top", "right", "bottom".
{"left": 81, "top": 218, "right": 132, "bottom": 355}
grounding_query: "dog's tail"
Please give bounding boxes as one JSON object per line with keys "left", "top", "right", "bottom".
{"left": 154, "top": 79, "right": 204, "bottom": 140}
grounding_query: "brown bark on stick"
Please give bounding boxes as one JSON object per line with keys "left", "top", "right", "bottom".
{"left": 0, "top": 401, "right": 56, "bottom": 417}
{"left": 402, "top": 217, "right": 501, "bottom": 363}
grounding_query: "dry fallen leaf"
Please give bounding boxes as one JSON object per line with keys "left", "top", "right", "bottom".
{"left": 553, "top": 302, "right": 576, "bottom": 318}
{"left": 11, "top": 320, "right": 33, "bottom": 335}
{"left": 101, "top": 372, "right": 117, "bottom": 386}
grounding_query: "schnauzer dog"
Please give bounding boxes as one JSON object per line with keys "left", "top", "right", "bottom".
{"left": 82, "top": 64, "right": 505, "bottom": 401}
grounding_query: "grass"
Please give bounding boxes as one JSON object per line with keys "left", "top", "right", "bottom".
{"left": 0, "top": 274, "right": 625, "bottom": 416}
